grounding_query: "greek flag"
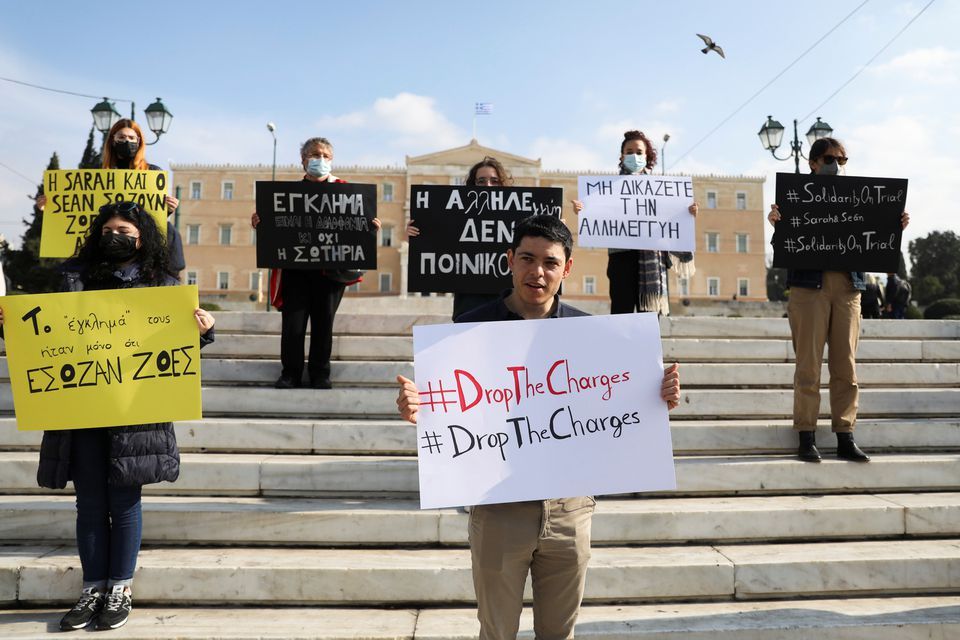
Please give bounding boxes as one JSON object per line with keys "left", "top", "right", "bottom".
{"left": 475, "top": 102, "right": 493, "bottom": 115}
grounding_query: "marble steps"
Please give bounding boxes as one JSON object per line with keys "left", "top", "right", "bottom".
{"left": 3, "top": 358, "right": 958, "bottom": 388}
{"left": 2, "top": 385, "right": 957, "bottom": 420}
{"left": 1, "top": 493, "right": 958, "bottom": 547}
{"left": 2, "top": 418, "right": 958, "bottom": 456}
{"left": 196, "top": 360, "right": 958, "bottom": 388}
{"left": 212, "top": 312, "right": 960, "bottom": 340}
{"left": 195, "top": 335, "right": 960, "bottom": 362}
{"left": 4, "top": 597, "right": 960, "bottom": 639}
{"left": 2, "top": 451, "right": 958, "bottom": 498}
{"left": 5, "top": 539, "right": 960, "bottom": 605}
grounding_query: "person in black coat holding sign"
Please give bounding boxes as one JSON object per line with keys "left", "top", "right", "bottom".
{"left": 406, "top": 156, "right": 512, "bottom": 320}
{"left": 37, "top": 119, "right": 186, "bottom": 274}
{"left": 0, "top": 201, "right": 215, "bottom": 632}
{"left": 769, "top": 138, "right": 909, "bottom": 463}
{"left": 252, "top": 136, "right": 380, "bottom": 389}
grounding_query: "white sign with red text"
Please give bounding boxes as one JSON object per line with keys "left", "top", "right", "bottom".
{"left": 412, "top": 313, "right": 675, "bottom": 509}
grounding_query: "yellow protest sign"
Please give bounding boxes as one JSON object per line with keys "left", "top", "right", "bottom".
{"left": 40, "top": 169, "right": 169, "bottom": 258}
{"left": 1, "top": 285, "right": 202, "bottom": 430}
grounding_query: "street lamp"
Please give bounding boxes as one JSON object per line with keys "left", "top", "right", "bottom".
{"left": 266, "top": 122, "right": 277, "bottom": 180}
{"left": 661, "top": 133, "right": 670, "bottom": 175}
{"left": 758, "top": 115, "right": 834, "bottom": 173}
{"left": 90, "top": 96, "right": 173, "bottom": 145}
{"left": 263, "top": 122, "right": 278, "bottom": 312}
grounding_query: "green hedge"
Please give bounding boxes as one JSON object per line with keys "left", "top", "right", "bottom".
{"left": 924, "top": 298, "right": 960, "bottom": 320}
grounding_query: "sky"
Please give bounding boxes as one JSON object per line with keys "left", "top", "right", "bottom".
{"left": 1, "top": 0, "right": 957, "bottom": 264}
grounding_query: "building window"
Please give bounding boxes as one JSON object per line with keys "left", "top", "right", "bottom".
{"left": 186, "top": 224, "right": 200, "bottom": 245}
{"left": 706, "top": 232, "right": 719, "bottom": 253}
{"left": 738, "top": 278, "right": 749, "bottom": 297}
{"left": 583, "top": 276, "right": 596, "bottom": 295}
{"left": 383, "top": 183, "right": 394, "bottom": 202}
{"left": 250, "top": 228, "right": 257, "bottom": 245}
{"left": 679, "top": 277, "right": 689, "bottom": 296}
{"left": 190, "top": 181, "right": 202, "bottom": 200}
{"left": 346, "top": 282, "right": 361, "bottom": 293}
{"left": 186, "top": 270, "right": 198, "bottom": 286}
{"left": 217, "top": 272, "right": 229, "bottom": 290}
{"left": 736, "top": 233, "right": 749, "bottom": 253}
{"left": 219, "top": 224, "right": 232, "bottom": 246}
{"left": 250, "top": 271, "right": 262, "bottom": 291}
{"left": 450, "top": 176, "right": 465, "bottom": 186}
{"left": 706, "top": 191, "right": 717, "bottom": 209}
{"left": 708, "top": 277, "right": 720, "bottom": 297}
{"left": 222, "top": 181, "right": 234, "bottom": 201}
{"left": 379, "top": 273, "right": 392, "bottom": 293}
{"left": 380, "top": 226, "right": 393, "bottom": 248}
{"left": 736, "top": 191, "right": 747, "bottom": 210}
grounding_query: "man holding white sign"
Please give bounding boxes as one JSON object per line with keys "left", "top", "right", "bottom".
{"left": 396, "top": 215, "right": 681, "bottom": 640}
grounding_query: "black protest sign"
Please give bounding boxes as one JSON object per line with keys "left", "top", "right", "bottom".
{"left": 255, "top": 181, "right": 377, "bottom": 270}
{"left": 772, "top": 173, "right": 907, "bottom": 273}
{"left": 407, "top": 186, "right": 563, "bottom": 294}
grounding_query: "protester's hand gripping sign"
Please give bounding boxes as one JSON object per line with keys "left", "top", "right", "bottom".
{"left": 413, "top": 313, "right": 676, "bottom": 509}
{"left": 772, "top": 173, "right": 907, "bottom": 273}
{"left": 40, "top": 169, "right": 169, "bottom": 258}
{"left": 1, "top": 286, "right": 202, "bottom": 430}
{"left": 576, "top": 175, "right": 696, "bottom": 252}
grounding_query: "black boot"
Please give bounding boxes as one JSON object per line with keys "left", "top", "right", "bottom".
{"left": 798, "top": 431, "right": 821, "bottom": 463}
{"left": 837, "top": 432, "right": 870, "bottom": 462}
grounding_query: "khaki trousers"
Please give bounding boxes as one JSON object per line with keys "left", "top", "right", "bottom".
{"left": 468, "top": 497, "right": 595, "bottom": 640}
{"left": 787, "top": 271, "right": 861, "bottom": 432}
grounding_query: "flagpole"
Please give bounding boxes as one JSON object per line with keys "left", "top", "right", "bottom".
{"left": 472, "top": 111, "right": 477, "bottom": 141}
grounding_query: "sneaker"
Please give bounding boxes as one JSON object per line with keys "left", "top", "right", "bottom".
{"left": 95, "top": 585, "right": 132, "bottom": 630}
{"left": 59, "top": 586, "right": 104, "bottom": 631}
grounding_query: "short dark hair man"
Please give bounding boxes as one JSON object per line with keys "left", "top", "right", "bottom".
{"left": 397, "top": 215, "right": 681, "bottom": 639}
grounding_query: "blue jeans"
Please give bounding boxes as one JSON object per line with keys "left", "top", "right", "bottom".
{"left": 71, "top": 429, "right": 143, "bottom": 587}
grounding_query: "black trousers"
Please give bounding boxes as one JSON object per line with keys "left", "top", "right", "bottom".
{"left": 279, "top": 270, "right": 346, "bottom": 383}
{"left": 607, "top": 250, "right": 642, "bottom": 314}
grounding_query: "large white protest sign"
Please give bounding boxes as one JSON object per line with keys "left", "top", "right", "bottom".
{"left": 577, "top": 175, "right": 696, "bottom": 252}
{"left": 413, "top": 313, "right": 676, "bottom": 509}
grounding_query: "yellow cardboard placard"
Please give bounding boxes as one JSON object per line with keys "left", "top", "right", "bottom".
{"left": 40, "top": 169, "right": 169, "bottom": 258}
{"left": 1, "top": 285, "right": 202, "bottom": 430}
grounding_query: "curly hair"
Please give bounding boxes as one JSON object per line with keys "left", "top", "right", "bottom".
{"left": 466, "top": 156, "right": 513, "bottom": 186}
{"left": 76, "top": 201, "right": 171, "bottom": 287}
{"left": 620, "top": 130, "right": 658, "bottom": 171}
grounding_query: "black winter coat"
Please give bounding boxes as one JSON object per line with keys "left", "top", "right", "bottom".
{"left": 36, "top": 265, "right": 214, "bottom": 489}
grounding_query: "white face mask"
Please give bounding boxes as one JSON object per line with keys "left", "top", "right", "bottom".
{"left": 817, "top": 160, "right": 839, "bottom": 176}
{"left": 622, "top": 153, "right": 646, "bottom": 173}
{"left": 306, "top": 157, "right": 332, "bottom": 178}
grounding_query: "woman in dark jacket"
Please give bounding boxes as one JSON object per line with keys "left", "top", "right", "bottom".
{"left": 0, "top": 201, "right": 215, "bottom": 632}
{"left": 573, "top": 130, "right": 698, "bottom": 314}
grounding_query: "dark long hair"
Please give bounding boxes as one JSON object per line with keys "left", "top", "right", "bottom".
{"left": 76, "top": 201, "right": 171, "bottom": 287}
{"left": 466, "top": 156, "right": 513, "bottom": 186}
{"left": 808, "top": 137, "right": 846, "bottom": 173}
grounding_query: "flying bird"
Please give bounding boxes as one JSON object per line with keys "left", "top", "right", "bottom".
{"left": 697, "top": 34, "right": 725, "bottom": 59}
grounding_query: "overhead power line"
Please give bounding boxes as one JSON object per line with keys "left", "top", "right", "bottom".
{"left": 667, "top": 1, "right": 870, "bottom": 170}
{"left": 800, "top": 0, "right": 936, "bottom": 122}
{"left": 0, "top": 75, "right": 132, "bottom": 102}
{"left": 0, "top": 161, "right": 39, "bottom": 185}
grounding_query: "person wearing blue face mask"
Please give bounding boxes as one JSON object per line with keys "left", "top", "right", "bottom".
{"left": 574, "top": 129, "right": 698, "bottom": 314}
{"left": 252, "top": 136, "right": 380, "bottom": 389}
{"left": 768, "top": 137, "right": 910, "bottom": 463}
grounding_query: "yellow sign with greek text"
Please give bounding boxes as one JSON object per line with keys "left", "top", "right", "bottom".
{"left": 1, "top": 286, "right": 201, "bottom": 430}
{"left": 40, "top": 169, "right": 169, "bottom": 258}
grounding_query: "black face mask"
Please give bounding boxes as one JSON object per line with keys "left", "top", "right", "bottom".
{"left": 112, "top": 140, "right": 138, "bottom": 161}
{"left": 99, "top": 233, "right": 139, "bottom": 262}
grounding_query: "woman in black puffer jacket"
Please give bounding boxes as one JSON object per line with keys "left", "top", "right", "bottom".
{"left": 2, "top": 201, "right": 215, "bottom": 632}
